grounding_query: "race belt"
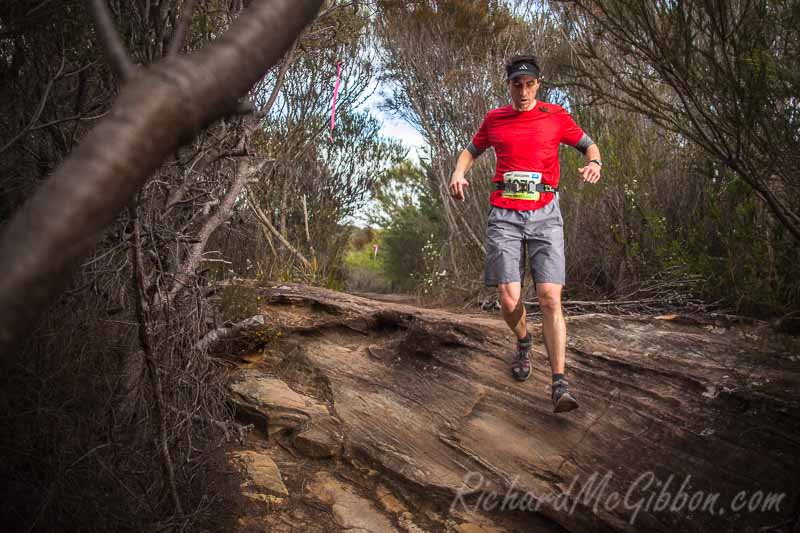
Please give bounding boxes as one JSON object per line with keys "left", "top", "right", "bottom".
{"left": 495, "top": 171, "right": 558, "bottom": 201}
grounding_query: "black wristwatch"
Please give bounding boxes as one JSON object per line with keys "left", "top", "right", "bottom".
{"left": 589, "top": 159, "right": 603, "bottom": 168}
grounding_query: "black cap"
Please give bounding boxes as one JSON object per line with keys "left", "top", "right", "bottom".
{"left": 506, "top": 62, "right": 540, "bottom": 80}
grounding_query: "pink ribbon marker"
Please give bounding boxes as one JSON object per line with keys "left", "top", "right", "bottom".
{"left": 329, "top": 61, "right": 341, "bottom": 142}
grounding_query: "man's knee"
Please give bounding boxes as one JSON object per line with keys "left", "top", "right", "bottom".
{"left": 499, "top": 295, "right": 521, "bottom": 315}
{"left": 537, "top": 286, "right": 562, "bottom": 315}
{"left": 497, "top": 285, "right": 521, "bottom": 315}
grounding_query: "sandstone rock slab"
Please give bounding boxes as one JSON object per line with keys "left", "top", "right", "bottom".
{"left": 230, "top": 369, "right": 328, "bottom": 434}
{"left": 255, "top": 284, "right": 800, "bottom": 533}
{"left": 293, "top": 415, "right": 343, "bottom": 458}
{"left": 305, "top": 471, "right": 398, "bottom": 532}
{"left": 231, "top": 450, "right": 288, "bottom": 504}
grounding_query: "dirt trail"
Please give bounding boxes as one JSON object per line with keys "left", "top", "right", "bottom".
{"left": 225, "top": 283, "right": 800, "bottom": 532}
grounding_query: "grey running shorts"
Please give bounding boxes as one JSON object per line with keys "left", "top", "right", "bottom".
{"left": 485, "top": 195, "right": 566, "bottom": 287}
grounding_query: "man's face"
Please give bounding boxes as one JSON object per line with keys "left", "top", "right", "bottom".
{"left": 508, "top": 75, "right": 540, "bottom": 112}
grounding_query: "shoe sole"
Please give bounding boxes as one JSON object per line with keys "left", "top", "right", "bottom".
{"left": 511, "top": 365, "right": 531, "bottom": 381}
{"left": 553, "top": 392, "right": 579, "bottom": 413}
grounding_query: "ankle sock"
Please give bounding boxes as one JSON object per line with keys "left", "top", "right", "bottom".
{"left": 517, "top": 333, "right": 532, "bottom": 348}
{"left": 552, "top": 373, "right": 565, "bottom": 383}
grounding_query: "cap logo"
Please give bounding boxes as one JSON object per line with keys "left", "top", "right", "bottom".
{"left": 519, "top": 64, "right": 528, "bottom": 70}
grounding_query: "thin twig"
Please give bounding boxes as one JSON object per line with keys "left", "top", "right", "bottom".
{"left": 0, "top": 45, "right": 67, "bottom": 154}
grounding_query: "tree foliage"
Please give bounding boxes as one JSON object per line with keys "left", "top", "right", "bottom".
{"left": 554, "top": 0, "right": 800, "bottom": 242}
{"left": 243, "top": 24, "right": 405, "bottom": 282}
{"left": 369, "top": 160, "right": 443, "bottom": 288}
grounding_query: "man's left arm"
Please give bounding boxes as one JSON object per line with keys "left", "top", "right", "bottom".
{"left": 562, "top": 113, "right": 602, "bottom": 185}
{"left": 577, "top": 143, "right": 601, "bottom": 184}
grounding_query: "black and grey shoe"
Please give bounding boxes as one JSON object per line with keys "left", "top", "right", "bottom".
{"left": 511, "top": 334, "right": 532, "bottom": 381}
{"left": 551, "top": 379, "right": 579, "bottom": 413}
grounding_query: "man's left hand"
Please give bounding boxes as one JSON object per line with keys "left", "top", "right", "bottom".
{"left": 578, "top": 162, "right": 601, "bottom": 184}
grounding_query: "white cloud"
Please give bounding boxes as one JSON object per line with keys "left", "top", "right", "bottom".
{"left": 359, "top": 79, "right": 428, "bottom": 163}
{"left": 381, "top": 118, "right": 427, "bottom": 162}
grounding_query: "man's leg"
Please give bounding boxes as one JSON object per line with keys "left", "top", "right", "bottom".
{"left": 527, "top": 195, "right": 577, "bottom": 412}
{"left": 485, "top": 206, "right": 532, "bottom": 381}
{"left": 536, "top": 282, "right": 578, "bottom": 412}
{"left": 535, "top": 282, "right": 565, "bottom": 374}
{"left": 497, "top": 282, "right": 533, "bottom": 381}
{"left": 497, "top": 282, "right": 527, "bottom": 339}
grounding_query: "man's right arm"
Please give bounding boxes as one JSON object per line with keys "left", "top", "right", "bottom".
{"left": 449, "top": 149, "right": 476, "bottom": 201}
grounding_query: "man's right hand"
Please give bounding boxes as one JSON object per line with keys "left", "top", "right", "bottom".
{"left": 449, "top": 174, "right": 469, "bottom": 201}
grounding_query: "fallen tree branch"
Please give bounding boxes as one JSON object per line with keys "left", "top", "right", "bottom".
{"left": 194, "top": 314, "right": 266, "bottom": 354}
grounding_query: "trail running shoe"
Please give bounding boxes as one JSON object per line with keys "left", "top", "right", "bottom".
{"left": 552, "top": 379, "right": 579, "bottom": 413}
{"left": 511, "top": 335, "right": 532, "bottom": 381}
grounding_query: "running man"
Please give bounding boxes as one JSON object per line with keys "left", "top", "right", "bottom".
{"left": 449, "top": 55, "right": 602, "bottom": 413}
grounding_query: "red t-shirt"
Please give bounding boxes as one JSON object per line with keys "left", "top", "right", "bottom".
{"left": 470, "top": 103, "right": 584, "bottom": 211}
